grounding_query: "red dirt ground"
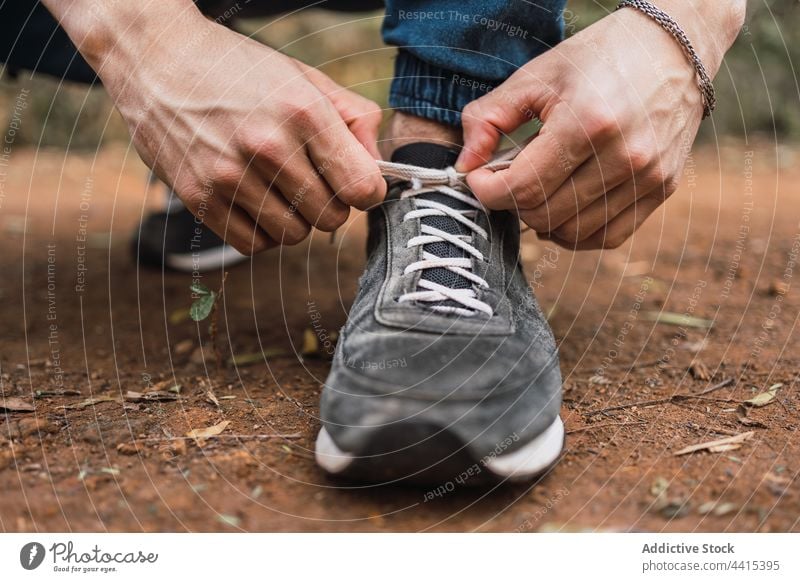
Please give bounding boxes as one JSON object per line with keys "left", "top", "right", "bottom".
{"left": 0, "top": 140, "right": 798, "bottom": 532}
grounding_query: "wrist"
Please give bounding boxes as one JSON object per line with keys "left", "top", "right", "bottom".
{"left": 41, "top": 0, "right": 205, "bottom": 76}
{"left": 647, "top": 0, "right": 745, "bottom": 75}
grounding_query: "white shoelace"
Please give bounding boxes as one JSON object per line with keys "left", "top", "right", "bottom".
{"left": 376, "top": 154, "right": 516, "bottom": 318}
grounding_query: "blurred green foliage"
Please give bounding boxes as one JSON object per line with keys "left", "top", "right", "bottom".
{"left": 1, "top": 0, "right": 797, "bottom": 149}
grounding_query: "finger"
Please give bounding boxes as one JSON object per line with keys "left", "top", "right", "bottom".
{"left": 467, "top": 114, "right": 600, "bottom": 211}
{"left": 307, "top": 113, "right": 386, "bottom": 211}
{"left": 297, "top": 63, "right": 383, "bottom": 159}
{"left": 339, "top": 98, "right": 383, "bottom": 160}
{"left": 180, "top": 186, "right": 274, "bottom": 255}
{"left": 547, "top": 177, "right": 657, "bottom": 243}
{"left": 541, "top": 191, "right": 664, "bottom": 251}
{"left": 262, "top": 152, "right": 350, "bottom": 232}
{"left": 456, "top": 72, "right": 553, "bottom": 171}
{"left": 521, "top": 149, "right": 633, "bottom": 232}
{"left": 227, "top": 169, "right": 312, "bottom": 246}
{"left": 347, "top": 109, "right": 383, "bottom": 160}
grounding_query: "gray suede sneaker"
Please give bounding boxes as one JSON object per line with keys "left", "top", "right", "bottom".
{"left": 315, "top": 143, "right": 563, "bottom": 485}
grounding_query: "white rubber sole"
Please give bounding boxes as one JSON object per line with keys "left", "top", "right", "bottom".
{"left": 165, "top": 245, "right": 247, "bottom": 273}
{"left": 315, "top": 416, "right": 564, "bottom": 482}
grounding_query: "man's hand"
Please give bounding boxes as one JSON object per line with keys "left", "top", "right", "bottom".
{"left": 44, "top": 0, "right": 385, "bottom": 253}
{"left": 457, "top": 0, "right": 745, "bottom": 250}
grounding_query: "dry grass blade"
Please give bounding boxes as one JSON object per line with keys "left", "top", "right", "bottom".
{"left": 644, "top": 311, "right": 713, "bottom": 329}
{"left": 673, "top": 431, "right": 754, "bottom": 456}
{"left": 586, "top": 378, "right": 735, "bottom": 416}
{"left": 34, "top": 389, "right": 81, "bottom": 398}
{"left": 125, "top": 390, "right": 180, "bottom": 402}
{"left": 567, "top": 420, "right": 647, "bottom": 434}
{"left": 60, "top": 395, "right": 120, "bottom": 410}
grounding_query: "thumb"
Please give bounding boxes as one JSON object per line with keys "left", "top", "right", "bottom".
{"left": 455, "top": 79, "right": 544, "bottom": 172}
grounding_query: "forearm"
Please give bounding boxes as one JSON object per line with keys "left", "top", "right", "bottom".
{"left": 645, "top": 0, "right": 746, "bottom": 75}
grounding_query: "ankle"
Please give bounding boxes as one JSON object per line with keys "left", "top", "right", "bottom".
{"left": 380, "top": 112, "right": 462, "bottom": 160}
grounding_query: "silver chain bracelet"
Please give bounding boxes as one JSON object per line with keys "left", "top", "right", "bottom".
{"left": 617, "top": 0, "right": 716, "bottom": 118}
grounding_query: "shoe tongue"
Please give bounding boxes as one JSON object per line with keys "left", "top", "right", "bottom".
{"left": 391, "top": 142, "right": 459, "bottom": 169}
{"left": 391, "top": 143, "right": 472, "bottom": 298}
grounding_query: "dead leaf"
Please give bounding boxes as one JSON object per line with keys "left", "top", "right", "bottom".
{"left": 689, "top": 360, "right": 712, "bottom": 381}
{"left": 169, "top": 307, "right": 191, "bottom": 325}
{"left": 146, "top": 379, "right": 182, "bottom": 394}
{"left": 0, "top": 397, "right": 34, "bottom": 412}
{"left": 186, "top": 420, "right": 230, "bottom": 443}
{"left": 206, "top": 390, "right": 220, "bottom": 407}
{"left": 300, "top": 328, "right": 337, "bottom": 360}
{"left": 116, "top": 442, "right": 143, "bottom": 456}
{"left": 743, "top": 383, "right": 781, "bottom": 408}
{"left": 735, "top": 404, "right": 768, "bottom": 428}
{"left": 60, "top": 395, "right": 120, "bottom": 410}
{"left": 768, "top": 280, "right": 790, "bottom": 296}
{"left": 673, "top": 431, "right": 754, "bottom": 456}
{"left": 301, "top": 328, "right": 319, "bottom": 356}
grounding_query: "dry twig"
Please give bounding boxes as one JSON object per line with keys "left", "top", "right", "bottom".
{"left": 585, "top": 378, "right": 735, "bottom": 416}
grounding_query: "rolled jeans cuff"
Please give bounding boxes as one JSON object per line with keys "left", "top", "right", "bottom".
{"left": 389, "top": 50, "right": 497, "bottom": 127}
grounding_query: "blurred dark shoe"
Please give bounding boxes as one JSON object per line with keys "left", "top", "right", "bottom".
{"left": 131, "top": 189, "right": 247, "bottom": 273}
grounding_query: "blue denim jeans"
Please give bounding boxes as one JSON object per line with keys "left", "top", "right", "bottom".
{"left": 383, "top": 1, "right": 567, "bottom": 125}
{"left": 2, "top": 0, "right": 566, "bottom": 125}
